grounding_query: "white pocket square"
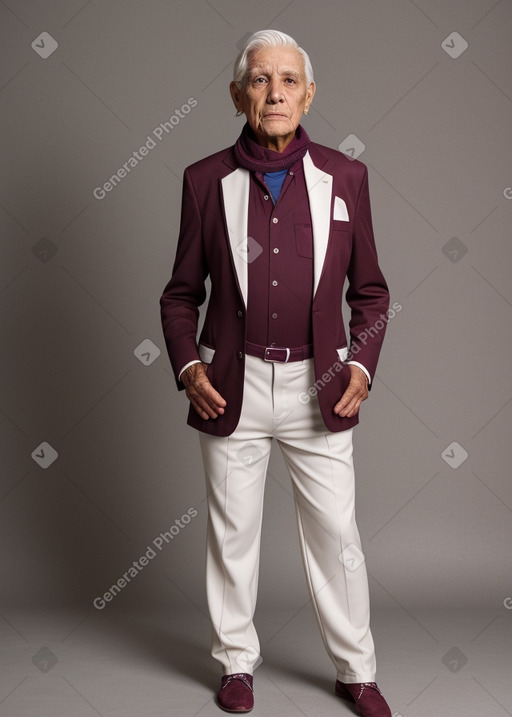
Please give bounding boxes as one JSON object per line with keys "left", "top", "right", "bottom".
{"left": 334, "top": 196, "right": 349, "bottom": 221}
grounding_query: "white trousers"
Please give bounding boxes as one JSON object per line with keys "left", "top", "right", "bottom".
{"left": 198, "top": 355, "right": 376, "bottom": 683}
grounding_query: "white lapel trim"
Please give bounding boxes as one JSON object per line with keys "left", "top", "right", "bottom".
{"left": 303, "top": 150, "right": 333, "bottom": 296}
{"left": 221, "top": 167, "right": 251, "bottom": 306}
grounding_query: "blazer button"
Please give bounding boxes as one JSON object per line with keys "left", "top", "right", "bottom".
{"left": 237, "top": 351, "right": 244, "bottom": 359}
{"left": 237, "top": 310, "right": 243, "bottom": 318}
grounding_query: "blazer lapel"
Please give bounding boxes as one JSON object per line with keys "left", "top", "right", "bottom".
{"left": 303, "top": 150, "right": 333, "bottom": 296}
{"left": 221, "top": 167, "right": 251, "bottom": 307}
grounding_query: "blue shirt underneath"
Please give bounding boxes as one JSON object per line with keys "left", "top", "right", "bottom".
{"left": 264, "top": 169, "right": 288, "bottom": 204}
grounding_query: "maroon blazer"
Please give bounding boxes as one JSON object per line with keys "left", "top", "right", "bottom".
{"left": 160, "top": 140, "right": 389, "bottom": 436}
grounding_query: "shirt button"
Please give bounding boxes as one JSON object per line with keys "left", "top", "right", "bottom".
{"left": 272, "top": 217, "right": 278, "bottom": 224}
{"left": 273, "top": 248, "right": 279, "bottom": 253}
{"left": 264, "top": 195, "right": 269, "bottom": 201}
{"left": 237, "top": 351, "right": 244, "bottom": 359}
{"left": 272, "top": 280, "right": 278, "bottom": 286}
{"left": 272, "top": 313, "right": 278, "bottom": 319}
{"left": 237, "top": 310, "right": 243, "bottom": 317}
{"left": 289, "top": 171, "right": 294, "bottom": 176}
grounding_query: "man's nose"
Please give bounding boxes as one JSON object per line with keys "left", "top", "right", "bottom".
{"left": 267, "top": 78, "right": 283, "bottom": 102}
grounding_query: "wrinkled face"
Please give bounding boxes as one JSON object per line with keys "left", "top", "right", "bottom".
{"left": 230, "top": 45, "right": 315, "bottom": 151}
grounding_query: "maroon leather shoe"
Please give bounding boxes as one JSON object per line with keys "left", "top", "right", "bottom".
{"left": 335, "top": 680, "right": 391, "bottom": 717}
{"left": 216, "top": 673, "right": 254, "bottom": 713}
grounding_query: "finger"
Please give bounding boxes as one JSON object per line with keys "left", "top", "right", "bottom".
{"left": 188, "top": 383, "right": 227, "bottom": 419}
{"left": 338, "top": 396, "right": 361, "bottom": 418}
{"left": 334, "top": 384, "right": 357, "bottom": 414}
{"left": 334, "top": 388, "right": 367, "bottom": 417}
{"left": 201, "top": 383, "right": 227, "bottom": 409}
{"left": 195, "top": 381, "right": 227, "bottom": 412}
{"left": 188, "top": 391, "right": 221, "bottom": 420}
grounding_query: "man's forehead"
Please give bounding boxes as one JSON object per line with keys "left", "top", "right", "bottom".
{"left": 247, "top": 63, "right": 303, "bottom": 76}
{"left": 246, "top": 47, "right": 305, "bottom": 75}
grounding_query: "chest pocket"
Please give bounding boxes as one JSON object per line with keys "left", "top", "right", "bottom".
{"left": 294, "top": 223, "right": 314, "bottom": 259}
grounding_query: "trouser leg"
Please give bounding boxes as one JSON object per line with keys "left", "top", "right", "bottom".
{"left": 272, "top": 358, "right": 376, "bottom": 682}
{"left": 278, "top": 431, "right": 376, "bottom": 682}
{"left": 198, "top": 356, "right": 273, "bottom": 675}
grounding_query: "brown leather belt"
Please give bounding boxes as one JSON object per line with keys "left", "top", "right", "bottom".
{"left": 245, "top": 341, "right": 314, "bottom": 363}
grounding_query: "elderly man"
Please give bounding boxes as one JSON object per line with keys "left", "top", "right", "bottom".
{"left": 160, "top": 29, "right": 392, "bottom": 716}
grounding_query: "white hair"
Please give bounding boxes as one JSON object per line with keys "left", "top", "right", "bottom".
{"left": 233, "top": 29, "right": 314, "bottom": 87}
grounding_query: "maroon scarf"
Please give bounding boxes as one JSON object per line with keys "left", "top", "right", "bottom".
{"left": 233, "top": 121, "right": 311, "bottom": 173}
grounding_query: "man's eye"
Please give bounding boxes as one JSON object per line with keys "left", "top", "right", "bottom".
{"left": 254, "top": 77, "right": 267, "bottom": 84}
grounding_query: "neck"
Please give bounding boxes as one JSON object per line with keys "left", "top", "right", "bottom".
{"left": 233, "top": 122, "right": 311, "bottom": 174}
{"left": 255, "top": 132, "right": 295, "bottom": 153}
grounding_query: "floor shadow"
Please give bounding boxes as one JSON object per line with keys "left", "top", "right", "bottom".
{"left": 93, "top": 608, "right": 218, "bottom": 688}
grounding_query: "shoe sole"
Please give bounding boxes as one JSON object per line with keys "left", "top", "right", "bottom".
{"left": 216, "top": 705, "right": 253, "bottom": 714}
{"left": 216, "top": 697, "right": 253, "bottom": 713}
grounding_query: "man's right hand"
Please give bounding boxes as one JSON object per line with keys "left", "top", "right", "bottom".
{"left": 181, "top": 362, "right": 227, "bottom": 420}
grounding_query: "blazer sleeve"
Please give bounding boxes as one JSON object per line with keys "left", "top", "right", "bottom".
{"left": 345, "top": 167, "right": 390, "bottom": 382}
{"left": 160, "top": 168, "right": 208, "bottom": 390}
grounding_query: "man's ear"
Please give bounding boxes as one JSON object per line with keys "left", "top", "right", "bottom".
{"left": 229, "top": 81, "right": 242, "bottom": 112}
{"left": 304, "top": 81, "right": 316, "bottom": 113}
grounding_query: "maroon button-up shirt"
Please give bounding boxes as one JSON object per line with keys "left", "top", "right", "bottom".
{"left": 246, "top": 159, "right": 314, "bottom": 348}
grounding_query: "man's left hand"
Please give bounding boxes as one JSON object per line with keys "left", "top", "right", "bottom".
{"left": 333, "top": 365, "right": 369, "bottom": 418}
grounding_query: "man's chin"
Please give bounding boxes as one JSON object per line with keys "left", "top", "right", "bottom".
{"left": 251, "top": 121, "right": 297, "bottom": 150}
{"left": 261, "top": 117, "right": 291, "bottom": 129}
{"left": 259, "top": 121, "right": 295, "bottom": 137}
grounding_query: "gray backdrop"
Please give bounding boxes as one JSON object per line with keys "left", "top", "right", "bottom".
{"left": 1, "top": 0, "right": 511, "bottom": 625}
